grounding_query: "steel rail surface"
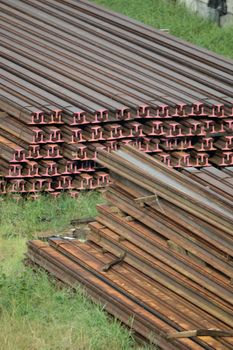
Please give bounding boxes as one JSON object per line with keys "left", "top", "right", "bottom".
{"left": 26, "top": 238, "right": 233, "bottom": 349}
{"left": 94, "top": 205, "right": 233, "bottom": 305}
{"left": 0, "top": 29, "right": 211, "bottom": 109}
{"left": 27, "top": 0, "right": 233, "bottom": 81}
{"left": 26, "top": 241, "right": 180, "bottom": 350}
{"left": 1, "top": 16, "right": 228, "bottom": 107}
{"left": 8, "top": 0, "right": 233, "bottom": 87}
{"left": 104, "top": 187, "right": 233, "bottom": 278}
{"left": 97, "top": 146, "right": 233, "bottom": 233}
{"left": 109, "top": 178, "right": 233, "bottom": 256}
{"left": 2, "top": 5, "right": 233, "bottom": 99}
{"left": 0, "top": 24, "right": 211, "bottom": 105}
{"left": 48, "top": 237, "right": 233, "bottom": 348}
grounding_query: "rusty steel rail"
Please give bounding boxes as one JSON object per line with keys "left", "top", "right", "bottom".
{"left": 2, "top": 0, "right": 233, "bottom": 92}
{"left": 0, "top": 0, "right": 233, "bottom": 195}
{"left": 1, "top": 1, "right": 233, "bottom": 109}
{"left": 27, "top": 240, "right": 180, "bottom": 350}
{"left": 104, "top": 186, "right": 233, "bottom": 279}
{"left": 181, "top": 167, "right": 233, "bottom": 200}
{"left": 26, "top": 236, "right": 233, "bottom": 350}
{"left": 93, "top": 204, "right": 233, "bottom": 284}
{"left": 97, "top": 146, "right": 233, "bottom": 234}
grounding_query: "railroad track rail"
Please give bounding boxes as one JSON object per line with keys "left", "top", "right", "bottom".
{"left": 0, "top": 0, "right": 232, "bottom": 195}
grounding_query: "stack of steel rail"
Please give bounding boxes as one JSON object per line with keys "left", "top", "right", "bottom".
{"left": 0, "top": 0, "right": 233, "bottom": 195}
{"left": 27, "top": 146, "right": 233, "bottom": 349}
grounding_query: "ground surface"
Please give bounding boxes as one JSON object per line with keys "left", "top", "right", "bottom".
{"left": 1, "top": 1, "right": 233, "bottom": 349}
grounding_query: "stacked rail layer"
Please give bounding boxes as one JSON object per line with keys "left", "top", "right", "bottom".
{"left": 26, "top": 146, "right": 233, "bottom": 349}
{"left": 0, "top": 0, "right": 233, "bottom": 194}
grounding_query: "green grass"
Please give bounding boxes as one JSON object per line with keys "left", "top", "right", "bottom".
{"left": 0, "top": 260, "right": 136, "bottom": 350}
{"left": 0, "top": 192, "right": 153, "bottom": 350}
{"left": 93, "top": 0, "right": 233, "bottom": 59}
{"left": 0, "top": 191, "right": 103, "bottom": 238}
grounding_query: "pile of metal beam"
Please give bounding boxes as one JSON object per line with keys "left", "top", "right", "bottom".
{"left": 27, "top": 146, "right": 233, "bottom": 349}
{"left": 1, "top": 0, "right": 233, "bottom": 195}
{"left": 0, "top": 106, "right": 110, "bottom": 195}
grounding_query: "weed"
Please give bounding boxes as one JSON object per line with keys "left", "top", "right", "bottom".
{"left": 0, "top": 191, "right": 104, "bottom": 239}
